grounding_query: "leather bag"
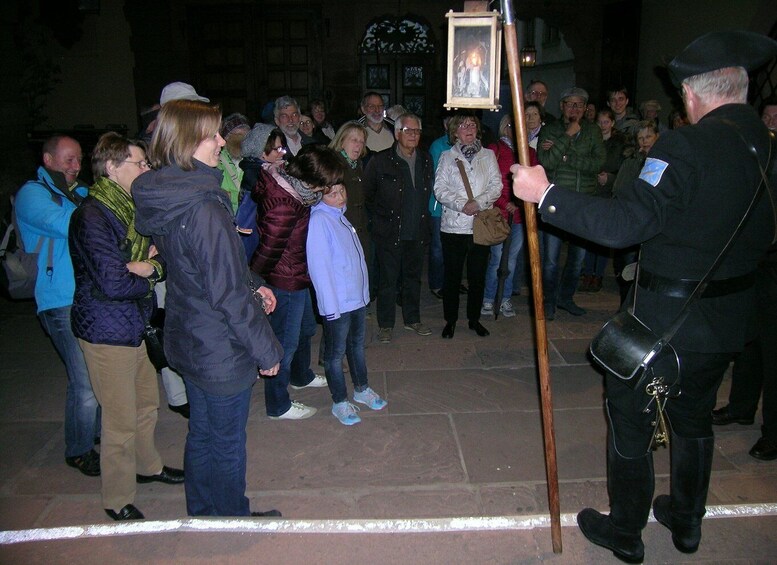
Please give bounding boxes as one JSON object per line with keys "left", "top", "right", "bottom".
{"left": 455, "top": 159, "right": 509, "bottom": 246}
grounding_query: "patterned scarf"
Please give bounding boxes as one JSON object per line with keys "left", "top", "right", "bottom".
{"left": 89, "top": 176, "right": 150, "bottom": 262}
{"left": 458, "top": 140, "right": 482, "bottom": 163}
{"left": 340, "top": 150, "right": 359, "bottom": 169}
{"left": 276, "top": 168, "right": 323, "bottom": 208}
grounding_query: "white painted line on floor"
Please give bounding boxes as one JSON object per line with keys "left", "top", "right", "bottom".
{"left": 3, "top": 503, "right": 777, "bottom": 545}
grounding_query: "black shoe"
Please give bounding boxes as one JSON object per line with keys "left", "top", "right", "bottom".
{"left": 557, "top": 300, "right": 586, "bottom": 316}
{"left": 137, "top": 465, "right": 185, "bottom": 485}
{"left": 66, "top": 449, "right": 101, "bottom": 477}
{"left": 430, "top": 289, "right": 443, "bottom": 300}
{"left": 711, "top": 405, "right": 754, "bottom": 426}
{"left": 749, "top": 436, "right": 777, "bottom": 460}
{"left": 577, "top": 508, "right": 644, "bottom": 564}
{"left": 251, "top": 509, "right": 282, "bottom": 517}
{"left": 169, "top": 403, "right": 190, "bottom": 419}
{"left": 652, "top": 495, "right": 700, "bottom": 553}
{"left": 442, "top": 322, "right": 455, "bottom": 339}
{"left": 468, "top": 321, "right": 489, "bottom": 337}
{"left": 105, "top": 504, "right": 145, "bottom": 521}
{"left": 459, "top": 284, "right": 468, "bottom": 294}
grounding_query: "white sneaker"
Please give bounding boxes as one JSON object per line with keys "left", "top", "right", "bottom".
{"left": 480, "top": 302, "right": 494, "bottom": 316}
{"left": 269, "top": 401, "right": 317, "bottom": 420}
{"left": 500, "top": 300, "right": 516, "bottom": 318}
{"left": 290, "top": 374, "right": 328, "bottom": 390}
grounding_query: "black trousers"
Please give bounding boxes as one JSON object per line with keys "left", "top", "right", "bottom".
{"left": 440, "top": 231, "right": 489, "bottom": 323}
{"left": 374, "top": 239, "right": 423, "bottom": 329}
{"left": 726, "top": 263, "right": 777, "bottom": 440}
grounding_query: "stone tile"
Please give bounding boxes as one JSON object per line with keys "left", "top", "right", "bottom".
{"left": 386, "top": 369, "right": 539, "bottom": 414}
{"left": 246, "top": 414, "right": 465, "bottom": 491}
{"left": 356, "top": 488, "right": 480, "bottom": 518}
{"left": 0, "top": 377, "right": 67, "bottom": 422}
{"left": 539, "top": 364, "right": 606, "bottom": 410}
{"left": 366, "top": 341, "right": 484, "bottom": 371}
{"left": 0, "top": 496, "right": 53, "bottom": 530}
{"left": 249, "top": 492, "right": 354, "bottom": 519}
{"left": 0, "top": 422, "right": 61, "bottom": 484}
{"left": 711, "top": 472, "right": 777, "bottom": 504}
{"left": 454, "top": 411, "right": 547, "bottom": 483}
{"left": 479, "top": 483, "right": 545, "bottom": 515}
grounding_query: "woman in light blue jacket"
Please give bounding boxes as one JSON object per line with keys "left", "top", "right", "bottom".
{"left": 307, "top": 181, "right": 387, "bottom": 426}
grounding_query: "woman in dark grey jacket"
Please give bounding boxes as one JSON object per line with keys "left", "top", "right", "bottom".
{"left": 133, "top": 100, "right": 283, "bottom": 518}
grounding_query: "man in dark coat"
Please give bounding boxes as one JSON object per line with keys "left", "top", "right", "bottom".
{"left": 364, "top": 113, "right": 434, "bottom": 343}
{"left": 513, "top": 31, "right": 777, "bottom": 562}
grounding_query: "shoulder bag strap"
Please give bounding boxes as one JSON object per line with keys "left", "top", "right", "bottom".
{"left": 455, "top": 158, "right": 475, "bottom": 202}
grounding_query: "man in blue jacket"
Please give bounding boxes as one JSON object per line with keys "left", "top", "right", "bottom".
{"left": 15, "top": 135, "right": 100, "bottom": 477}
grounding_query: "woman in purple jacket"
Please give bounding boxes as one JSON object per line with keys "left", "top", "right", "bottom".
{"left": 69, "top": 132, "right": 183, "bottom": 521}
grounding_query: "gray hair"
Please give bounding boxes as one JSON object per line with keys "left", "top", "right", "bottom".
{"left": 395, "top": 113, "right": 422, "bottom": 132}
{"left": 274, "top": 95, "right": 300, "bottom": 119}
{"left": 683, "top": 66, "right": 748, "bottom": 105}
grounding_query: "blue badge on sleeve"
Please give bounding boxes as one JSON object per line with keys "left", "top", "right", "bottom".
{"left": 639, "top": 158, "right": 669, "bottom": 187}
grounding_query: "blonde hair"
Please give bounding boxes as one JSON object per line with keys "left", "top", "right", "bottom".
{"left": 329, "top": 121, "right": 368, "bottom": 159}
{"left": 149, "top": 99, "right": 221, "bottom": 171}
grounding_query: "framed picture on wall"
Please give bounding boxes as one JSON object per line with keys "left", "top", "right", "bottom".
{"left": 444, "top": 11, "right": 502, "bottom": 111}
{"left": 366, "top": 64, "right": 390, "bottom": 90}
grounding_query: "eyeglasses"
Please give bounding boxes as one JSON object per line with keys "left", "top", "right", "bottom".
{"left": 278, "top": 111, "right": 299, "bottom": 121}
{"left": 398, "top": 127, "right": 422, "bottom": 135}
{"left": 299, "top": 120, "right": 313, "bottom": 126}
{"left": 563, "top": 102, "right": 585, "bottom": 109}
{"left": 529, "top": 90, "right": 548, "bottom": 98}
{"left": 458, "top": 122, "right": 477, "bottom": 130}
{"left": 272, "top": 145, "right": 288, "bottom": 154}
{"left": 124, "top": 159, "right": 151, "bottom": 170}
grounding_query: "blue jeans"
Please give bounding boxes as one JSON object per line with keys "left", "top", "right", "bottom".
{"left": 39, "top": 306, "right": 100, "bottom": 458}
{"left": 484, "top": 223, "right": 524, "bottom": 303}
{"left": 540, "top": 226, "right": 587, "bottom": 308}
{"left": 322, "top": 307, "right": 369, "bottom": 404}
{"left": 428, "top": 216, "right": 444, "bottom": 291}
{"left": 184, "top": 380, "right": 252, "bottom": 516}
{"left": 582, "top": 245, "right": 610, "bottom": 278}
{"left": 264, "top": 287, "right": 317, "bottom": 417}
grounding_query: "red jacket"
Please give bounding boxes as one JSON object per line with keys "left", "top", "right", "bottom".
{"left": 487, "top": 139, "right": 538, "bottom": 224}
{"left": 249, "top": 167, "right": 311, "bottom": 291}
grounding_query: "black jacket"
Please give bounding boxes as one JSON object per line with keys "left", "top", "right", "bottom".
{"left": 363, "top": 143, "right": 434, "bottom": 247}
{"left": 538, "top": 103, "right": 774, "bottom": 353}
{"left": 133, "top": 160, "right": 283, "bottom": 395}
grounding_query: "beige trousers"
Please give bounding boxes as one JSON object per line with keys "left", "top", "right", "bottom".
{"left": 80, "top": 340, "right": 163, "bottom": 512}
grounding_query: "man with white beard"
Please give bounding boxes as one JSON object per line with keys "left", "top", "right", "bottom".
{"left": 273, "top": 95, "right": 308, "bottom": 156}
{"left": 358, "top": 91, "right": 395, "bottom": 154}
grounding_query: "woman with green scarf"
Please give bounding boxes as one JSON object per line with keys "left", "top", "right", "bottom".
{"left": 69, "top": 132, "right": 183, "bottom": 522}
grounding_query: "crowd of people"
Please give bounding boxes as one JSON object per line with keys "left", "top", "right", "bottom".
{"left": 10, "top": 29, "right": 777, "bottom": 563}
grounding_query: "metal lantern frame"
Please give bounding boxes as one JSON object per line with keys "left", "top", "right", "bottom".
{"left": 444, "top": 10, "right": 502, "bottom": 111}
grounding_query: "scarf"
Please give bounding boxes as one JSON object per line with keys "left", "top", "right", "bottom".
{"left": 90, "top": 176, "right": 150, "bottom": 262}
{"left": 499, "top": 136, "right": 514, "bottom": 150}
{"left": 340, "top": 150, "right": 359, "bottom": 169}
{"left": 276, "top": 168, "right": 323, "bottom": 208}
{"left": 458, "top": 140, "right": 482, "bottom": 163}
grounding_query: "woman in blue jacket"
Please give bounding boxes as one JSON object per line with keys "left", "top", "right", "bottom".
{"left": 133, "top": 100, "right": 283, "bottom": 517}
{"left": 307, "top": 180, "right": 388, "bottom": 425}
{"left": 69, "top": 132, "right": 183, "bottom": 521}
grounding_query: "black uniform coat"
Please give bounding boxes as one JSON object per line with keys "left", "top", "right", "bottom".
{"left": 538, "top": 103, "right": 774, "bottom": 353}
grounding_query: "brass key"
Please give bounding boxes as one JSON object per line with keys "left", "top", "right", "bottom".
{"left": 646, "top": 377, "right": 671, "bottom": 450}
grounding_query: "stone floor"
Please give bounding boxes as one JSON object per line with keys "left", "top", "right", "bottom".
{"left": 1, "top": 275, "right": 776, "bottom": 564}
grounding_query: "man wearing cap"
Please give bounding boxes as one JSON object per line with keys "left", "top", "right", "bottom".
{"left": 513, "top": 31, "right": 777, "bottom": 562}
{"left": 536, "top": 86, "right": 606, "bottom": 320}
{"left": 218, "top": 113, "right": 251, "bottom": 213}
{"left": 159, "top": 81, "right": 209, "bottom": 106}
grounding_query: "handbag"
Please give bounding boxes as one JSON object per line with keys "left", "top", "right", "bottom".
{"left": 139, "top": 302, "right": 168, "bottom": 371}
{"left": 590, "top": 121, "right": 774, "bottom": 390}
{"left": 455, "top": 159, "right": 509, "bottom": 246}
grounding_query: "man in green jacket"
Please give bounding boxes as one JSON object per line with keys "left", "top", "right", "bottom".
{"left": 537, "top": 86, "right": 606, "bottom": 319}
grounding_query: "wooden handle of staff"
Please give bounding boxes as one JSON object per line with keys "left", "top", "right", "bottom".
{"left": 501, "top": 3, "right": 562, "bottom": 554}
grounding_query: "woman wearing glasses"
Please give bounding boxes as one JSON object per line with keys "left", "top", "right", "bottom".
{"left": 433, "top": 113, "right": 502, "bottom": 338}
{"left": 69, "top": 132, "right": 183, "bottom": 521}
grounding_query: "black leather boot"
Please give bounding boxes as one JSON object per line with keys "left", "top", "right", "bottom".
{"left": 578, "top": 437, "right": 653, "bottom": 563}
{"left": 652, "top": 434, "right": 714, "bottom": 553}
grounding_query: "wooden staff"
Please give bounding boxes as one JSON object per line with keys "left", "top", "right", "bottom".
{"left": 500, "top": 0, "right": 562, "bottom": 553}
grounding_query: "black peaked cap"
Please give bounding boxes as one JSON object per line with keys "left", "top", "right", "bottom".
{"left": 668, "top": 30, "right": 777, "bottom": 87}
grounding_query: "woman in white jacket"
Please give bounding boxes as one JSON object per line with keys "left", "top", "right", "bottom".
{"left": 433, "top": 113, "right": 502, "bottom": 339}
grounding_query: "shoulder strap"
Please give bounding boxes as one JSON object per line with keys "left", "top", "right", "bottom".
{"left": 455, "top": 158, "right": 475, "bottom": 202}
